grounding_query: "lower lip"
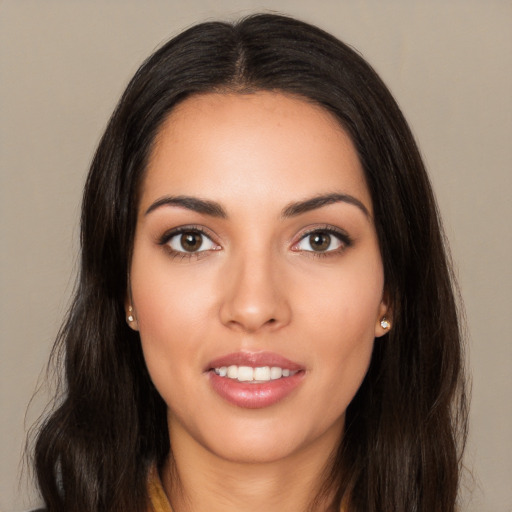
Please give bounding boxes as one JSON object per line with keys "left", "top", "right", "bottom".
{"left": 208, "top": 371, "right": 304, "bottom": 409}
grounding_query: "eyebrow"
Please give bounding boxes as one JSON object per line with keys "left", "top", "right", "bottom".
{"left": 281, "top": 193, "right": 370, "bottom": 218}
{"left": 144, "top": 192, "right": 369, "bottom": 219}
{"left": 145, "top": 195, "right": 227, "bottom": 218}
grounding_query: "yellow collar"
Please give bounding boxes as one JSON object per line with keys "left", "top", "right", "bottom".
{"left": 147, "top": 465, "right": 173, "bottom": 512}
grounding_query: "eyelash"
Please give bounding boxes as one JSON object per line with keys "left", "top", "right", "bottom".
{"left": 292, "top": 225, "right": 353, "bottom": 258}
{"left": 157, "top": 224, "right": 352, "bottom": 261}
{"left": 158, "top": 225, "right": 219, "bottom": 261}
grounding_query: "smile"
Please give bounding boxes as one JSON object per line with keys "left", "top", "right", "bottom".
{"left": 207, "top": 352, "right": 305, "bottom": 408}
{"left": 213, "top": 365, "right": 298, "bottom": 382}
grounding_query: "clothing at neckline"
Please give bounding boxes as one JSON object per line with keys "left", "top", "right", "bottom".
{"left": 147, "top": 465, "right": 173, "bottom": 511}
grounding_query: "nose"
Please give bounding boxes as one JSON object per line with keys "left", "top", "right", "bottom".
{"left": 219, "top": 250, "right": 292, "bottom": 333}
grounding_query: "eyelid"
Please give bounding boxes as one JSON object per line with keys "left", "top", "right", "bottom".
{"left": 158, "top": 224, "right": 214, "bottom": 243}
{"left": 291, "top": 225, "right": 352, "bottom": 253}
{"left": 158, "top": 225, "right": 221, "bottom": 255}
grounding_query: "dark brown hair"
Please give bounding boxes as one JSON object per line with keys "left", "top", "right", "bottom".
{"left": 32, "top": 13, "right": 468, "bottom": 511}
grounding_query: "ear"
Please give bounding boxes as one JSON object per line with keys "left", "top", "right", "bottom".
{"left": 125, "top": 298, "right": 139, "bottom": 331}
{"left": 374, "top": 292, "right": 392, "bottom": 338}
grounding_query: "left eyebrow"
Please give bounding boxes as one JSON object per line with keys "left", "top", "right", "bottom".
{"left": 281, "top": 193, "right": 370, "bottom": 218}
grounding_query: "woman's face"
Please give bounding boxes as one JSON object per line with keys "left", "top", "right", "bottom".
{"left": 129, "top": 92, "right": 389, "bottom": 464}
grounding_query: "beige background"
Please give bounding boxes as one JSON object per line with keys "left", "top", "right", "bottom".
{"left": 1, "top": 1, "right": 510, "bottom": 511}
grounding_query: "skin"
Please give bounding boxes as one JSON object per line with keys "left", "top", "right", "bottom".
{"left": 128, "top": 91, "right": 390, "bottom": 511}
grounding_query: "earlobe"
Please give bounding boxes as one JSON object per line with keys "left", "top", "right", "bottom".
{"left": 125, "top": 304, "right": 139, "bottom": 331}
{"left": 375, "top": 314, "right": 391, "bottom": 338}
{"left": 125, "top": 280, "right": 139, "bottom": 330}
{"left": 380, "top": 317, "right": 391, "bottom": 329}
{"left": 375, "top": 294, "right": 392, "bottom": 338}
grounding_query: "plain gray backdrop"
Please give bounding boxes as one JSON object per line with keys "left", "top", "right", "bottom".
{"left": 1, "top": 1, "right": 511, "bottom": 511}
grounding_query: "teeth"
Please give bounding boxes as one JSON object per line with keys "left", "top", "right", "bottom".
{"left": 253, "top": 366, "right": 270, "bottom": 380}
{"left": 213, "top": 365, "right": 297, "bottom": 382}
{"left": 270, "top": 366, "right": 282, "bottom": 379}
{"left": 237, "top": 366, "right": 254, "bottom": 382}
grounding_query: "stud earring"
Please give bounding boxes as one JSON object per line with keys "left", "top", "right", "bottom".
{"left": 127, "top": 306, "right": 134, "bottom": 323}
{"left": 380, "top": 317, "right": 390, "bottom": 329}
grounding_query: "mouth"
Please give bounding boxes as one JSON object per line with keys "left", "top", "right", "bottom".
{"left": 206, "top": 352, "right": 305, "bottom": 409}
{"left": 211, "top": 365, "right": 299, "bottom": 382}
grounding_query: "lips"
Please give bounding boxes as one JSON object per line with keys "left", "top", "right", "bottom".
{"left": 206, "top": 351, "right": 305, "bottom": 409}
{"left": 207, "top": 351, "right": 304, "bottom": 370}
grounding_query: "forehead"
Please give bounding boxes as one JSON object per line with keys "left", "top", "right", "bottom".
{"left": 141, "top": 91, "right": 371, "bottom": 214}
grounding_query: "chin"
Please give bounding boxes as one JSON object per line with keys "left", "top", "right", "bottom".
{"left": 174, "top": 408, "right": 345, "bottom": 467}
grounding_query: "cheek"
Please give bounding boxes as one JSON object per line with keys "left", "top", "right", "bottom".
{"left": 296, "top": 253, "right": 384, "bottom": 335}
{"left": 305, "top": 308, "right": 376, "bottom": 421}
{"left": 129, "top": 251, "right": 218, "bottom": 397}
{"left": 132, "top": 248, "right": 216, "bottom": 334}
{"left": 296, "top": 256, "right": 383, "bottom": 393}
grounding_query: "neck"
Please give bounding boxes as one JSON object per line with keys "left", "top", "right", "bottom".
{"left": 161, "top": 420, "right": 341, "bottom": 512}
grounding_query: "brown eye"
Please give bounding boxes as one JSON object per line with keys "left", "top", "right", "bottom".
{"left": 166, "top": 230, "right": 217, "bottom": 253}
{"left": 180, "top": 232, "right": 203, "bottom": 252}
{"left": 295, "top": 229, "right": 346, "bottom": 253}
{"left": 309, "top": 232, "right": 331, "bottom": 252}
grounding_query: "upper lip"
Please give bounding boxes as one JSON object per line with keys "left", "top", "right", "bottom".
{"left": 206, "top": 351, "right": 304, "bottom": 372}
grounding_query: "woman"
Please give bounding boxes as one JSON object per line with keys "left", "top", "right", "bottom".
{"left": 32, "top": 13, "right": 468, "bottom": 512}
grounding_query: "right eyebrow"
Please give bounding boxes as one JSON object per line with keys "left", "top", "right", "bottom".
{"left": 144, "top": 195, "right": 227, "bottom": 218}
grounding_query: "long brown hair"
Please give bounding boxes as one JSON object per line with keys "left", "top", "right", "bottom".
{"left": 32, "top": 13, "right": 468, "bottom": 511}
